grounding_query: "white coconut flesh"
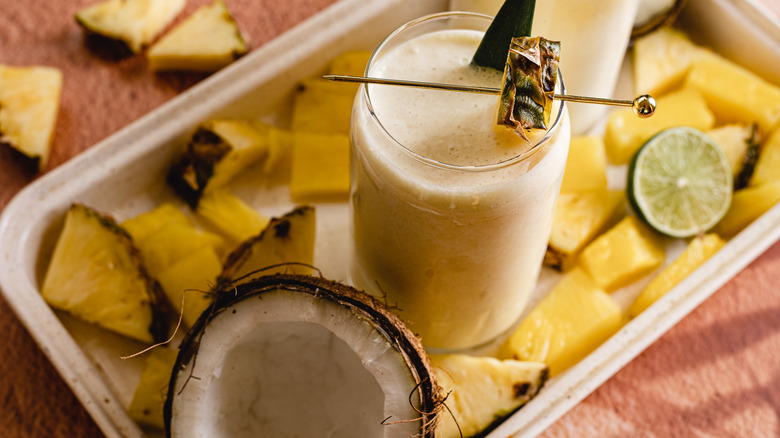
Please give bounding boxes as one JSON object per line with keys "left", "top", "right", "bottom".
{"left": 167, "top": 277, "right": 440, "bottom": 437}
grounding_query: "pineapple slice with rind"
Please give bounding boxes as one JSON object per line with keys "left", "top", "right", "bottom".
{"left": 147, "top": 0, "right": 249, "bottom": 72}
{"left": 628, "top": 233, "right": 725, "bottom": 318}
{"left": 502, "top": 268, "right": 624, "bottom": 377}
{"left": 714, "top": 181, "right": 780, "bottom": 239}
{"left": 578, "top": 215, "right": 666, "bottom": 291}
{"left": 128, "top": 347, "right": 179, "bottom": 428}
{"left": 75, "top": 0, "right": 185, "bottom": 55}
{"left": 290, "top": 132, "right": 350, "bottom": 203}
{"left": 432, "top": 355, "right": 548, "bottom": 438}
{"left": 545, "top": 190, "right": 625, "bottom": 271}
{"left": 749, "top": 127, "right": 780, "bottom": 187}
{"left": 41, "top": 203, "right": 168, "bottom": 343}
{"left": 156, "top": 245, "right": 221, "bottom": 328}
{"left": 121, "top": 202, "right": 192, "bottom": 242}
{"left": 196, "top": 190, "right": 270, "bottom": 244}
{"left": 167, "top": 119, "right": 270, "bottom": 208}
{"left": 220, "top": 206, "right": 316, "bottom": 285}
{"left": 0, "top": 65, "right": 62, "bottom": 170}
{"left": 706, "top": 123, "right": 760, "bottom": 188}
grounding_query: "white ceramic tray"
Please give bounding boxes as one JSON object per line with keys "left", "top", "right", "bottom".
{"left": 1, "top": 0, "right": 779, "bottom": 436}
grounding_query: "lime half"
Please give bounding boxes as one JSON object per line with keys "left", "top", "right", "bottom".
{"left": 628, "top": 127, "right": 733, "bottom": 238}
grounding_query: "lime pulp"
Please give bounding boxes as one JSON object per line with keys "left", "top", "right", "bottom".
{"left": 628, "top": 127, "right": 733, "bottom": 238}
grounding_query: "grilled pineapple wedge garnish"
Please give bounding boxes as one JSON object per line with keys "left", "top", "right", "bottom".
{"left": 75, "top": 0, "right": 185, "bottom": 56}
{"left": 147, "top": 0, "right": 249, "bottom": 72}
{"left": 41, "top": 203, "right": 168, "bottom": 343}
{"left": 0, "top": 65, "right": 62, "bottom": 170}
{"left": 432, "top": 354, "right": 548, "bottom": 438}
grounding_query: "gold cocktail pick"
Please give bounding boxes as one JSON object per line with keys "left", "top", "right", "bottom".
{"left": 323, "top": 74, "right": 657, "bottom": 118}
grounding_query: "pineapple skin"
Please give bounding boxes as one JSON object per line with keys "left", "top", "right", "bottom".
{"left": 41, "top": 204, "right": 169, "bottom": 343}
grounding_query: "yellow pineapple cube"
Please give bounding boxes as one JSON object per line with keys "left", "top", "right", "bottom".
{"left": 431, "top": 355, "right": 548, "bottom": 438}
{"left": 128, "top": 347, "right": 179, "bottom": 428}
{"left": 579, "top": 216, "right": 666, "bottom": 291}
{"left": 685, "top": 56, "right": 780, "bottom": 134}
{"left": 290, "top": 78, "right": 354, "bottom": 134}
{"left": 545, "top": 190, "right": 625, "bottom": 271}
{"left": 503, "top": 268, "right": 624, "bottom": 377}
{"left": 263, "top": 126, "right": 293, "bottom": 176}
{"left": 559, "top": 135, "right": 608, "bottom": 193}
{"left": 135, "top": 222, "right": 225, "bottom": 276}
{"left": 604, "top": 88, "right": 715, "bottom": 164}
{"left": 290, "top": 132, "right": 350, "bottom": 203}
{"left": 749, "top": 128, "right": 780, "bottom": 187}
{"left": 156, "top": 245, "right": 221, "bottom": 328}
{"left": 714, "top": 182, "right": 780, "bottom": 239}
{"left": 0, "top": 65, "right": 63, "bottom": 170}
{"left": 122, "top": 203, "right": 192, "bottom": 242}
{"left": 632, "top": 28, "right": 713, "bottom": 96}
{"left": 196, "top": 190, "right": 270, "bottom": 244}
{"left": 327, "top": 50, "right": 372, "bottom": 77}
{"left": 628, "top": 233, "right": 725, "bottom": 318}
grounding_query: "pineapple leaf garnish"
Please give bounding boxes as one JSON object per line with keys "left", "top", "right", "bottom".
{"left": 471, "top": 0, "right": 537, "bottom": 71}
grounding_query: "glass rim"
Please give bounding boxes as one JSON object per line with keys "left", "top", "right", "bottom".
{"left": 362, "top": 11, "right": 567, "bottom": 173}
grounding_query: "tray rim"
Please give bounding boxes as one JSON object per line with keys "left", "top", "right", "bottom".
{"left": 1, "top": 0, "right": 779, "bottom": 436}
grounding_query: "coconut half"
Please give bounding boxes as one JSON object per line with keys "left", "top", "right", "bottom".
{"left": 164, "top": 274, "right": 443, "bottom": 437}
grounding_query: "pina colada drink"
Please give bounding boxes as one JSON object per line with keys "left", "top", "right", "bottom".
{"left": 350, "top": 13, "right": 570, "bottom": 350}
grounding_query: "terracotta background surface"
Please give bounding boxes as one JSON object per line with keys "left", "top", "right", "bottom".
{"left": 1, "top": 0, "right": 779, "bottom": 437}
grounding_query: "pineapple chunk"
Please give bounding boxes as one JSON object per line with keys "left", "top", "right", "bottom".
{"left": 714, "top": 182, "right": 780, "bottom": 239}
{"left": 502, "top": 268, "right": 624, "bottom": 377}
{"left": 264, "top": 127, "right": 293, "bottom": 177}
{"left": 41, "top": 204, "right": 168, "bottom": 343}
{"left": 749, "top": 128, "right": 780, "bottom": 187}
{"left": 706, "top": 123, "right": 759, "bottom": 183}
{"left": 156, "top": 245, "right": 221, "bottom": 328}
{"left": 290, "top": 132, "right": 350, "bottom": 203}
{"left": 632, "top": 28, "right": 713, "bottom": 96}
{"left": 135, "top": 222, "right": 225, "bottom": 276}
{"left": 579, "top": 215, "right": 666, "bottom": 291}
{"left": 604, "top": 88, "right": 715, "bottom": 164}
{"left": 545, "top": 190, "right": 625, "bottom": 271}
{"left": 685, "top": 56, "right": 780, "bottom": 134}
{"left": 128, "top": 347, "right": 179, "bottom": 428}
{"left": 559, "top": 135, "right": 608, "bottom": 193}
{"left": 167, "top": 119, "right": 270, "bottom": 208}
{"left": 0, "top": 65, "right": 62, "bottom": 170}
{"left": 431, "top": 355, "right": 548, "bottom": 438}
{"left": 628, "top": 233, "right": 725, "bottom": 318}
{"left": 220, "top": 206, "right": 316, "bottom": 285}
{"left": 75, "top": 0, "right": 185, "bottom": 55}
{"left": 196, "top": 190, "right": 270, "bottom": 244}
{"left": 147, "top": 0, "right": 249, "bottom": 72}
{"left": 328, "top": 50, "right": 372, "bottom": 76}
{"left": 121, "top": 203, "right": 192, "bottom": 242}
{"left": 290, "top": 78, "right": 354, "bottom": 134}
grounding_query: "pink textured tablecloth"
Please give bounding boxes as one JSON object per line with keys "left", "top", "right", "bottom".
{"left": 0, "top": 0, "right": 778, "bottom": 437}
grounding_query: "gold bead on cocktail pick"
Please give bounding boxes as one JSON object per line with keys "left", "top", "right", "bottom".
{"left": 323, "top": 74, "right": 657, "bottom": 119}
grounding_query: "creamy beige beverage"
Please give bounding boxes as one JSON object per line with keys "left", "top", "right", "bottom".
{"left": 350, "top": 13, "right": 570, "bottom": 350}
{"left": 450, "top": 0, "right": 639, "bottom": 134}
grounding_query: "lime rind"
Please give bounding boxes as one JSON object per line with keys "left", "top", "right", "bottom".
{"left": 628, "top": 127, "right": 733, "bottom": 238}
